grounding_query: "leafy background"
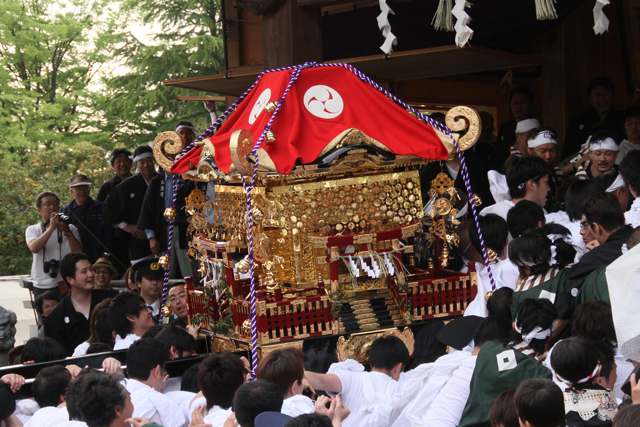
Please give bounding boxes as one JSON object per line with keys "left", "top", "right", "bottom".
{"left": 0, "top": 0, "right": 224, "bottom": 275}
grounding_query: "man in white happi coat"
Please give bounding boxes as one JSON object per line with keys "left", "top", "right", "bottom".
{"left": 124, "top": 338, "right": 186, "bottom": 427}
{"left": 392, "top": 316, "right": 512, "bottom": 427}
{"left": 305, "top": 335, "right": 430, "bottom": 427}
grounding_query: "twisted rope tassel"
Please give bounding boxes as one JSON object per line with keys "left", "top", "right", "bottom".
{"left": 535, "top": 0, "right": 558, "bottom": 20}
{"left": 431, "top": 0, "right": 454, "bottom": 32}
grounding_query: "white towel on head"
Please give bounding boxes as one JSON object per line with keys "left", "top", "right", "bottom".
{"left": 487, "top": 171, "right": 510, "bottom": 204}
{"left": 606, "top": 243, "right": 640, "bottom": 362}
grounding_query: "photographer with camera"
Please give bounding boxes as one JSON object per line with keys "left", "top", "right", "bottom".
{"left": 26, "top": 192, "right": 82, "bottom": 298}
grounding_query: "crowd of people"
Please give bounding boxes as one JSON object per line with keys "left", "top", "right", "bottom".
{"left": 2, "top": 80, "right": 640, "bottom": 427}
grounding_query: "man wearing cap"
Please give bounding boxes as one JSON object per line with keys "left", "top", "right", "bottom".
{"left": 92, "top": 255, "right": 118, "bottom": 290}
{"left": 103, "top": 145, "right": 160, "bottom": 265}
{"left": 133, "top": 258, "right": 163, "bottom": 322}
{"left": 496, "top": 86, "right": 536, "bottom": 168}
{"left": 26, "top": 192, "right": 82, "bottom": 298}
{"left": 97, "top": 148, "right": 133, "bottom": 202}
{"left": 574, "top": 128, "right": 622, "bottom": 180}
{"left": 61, "top": 174, "right": 113, "bottom": 264}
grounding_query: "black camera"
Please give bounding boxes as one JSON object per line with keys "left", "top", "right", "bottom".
{"left": 54, "top": 213, "right": 71, "bottom": 225}
{"left": 43, "top": 259, "right": 60, "bottom": 278}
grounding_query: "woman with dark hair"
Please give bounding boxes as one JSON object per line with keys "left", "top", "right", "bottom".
{"left": 124, "top": 266, "right": 139, "bottom": 294}
{"left": 510, "top": 299, "right": 557, "bottom": 359}
{"left": 72, "top": 298, "right": 114, "bottom": 356}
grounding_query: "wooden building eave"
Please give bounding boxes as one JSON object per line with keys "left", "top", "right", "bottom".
{"left": 162, "top": 45, "right": 539, "bottom": 96}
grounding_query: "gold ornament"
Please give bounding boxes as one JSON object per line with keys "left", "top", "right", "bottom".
{"left": 158, "top": 255, "right": 170, "bottom": 269}
{"left": 164, "top": 207, "right": 176, "bottom": 220}
{"left": 242, "top": 319, "right": 252, "bottom": 335}
{"left": 236, "top": 258, "right": 251, "bottom": 274}
{"left": 487, "top": 248, "right": 497, "bottom": 263}
{"left": 433, "top": 198, "right": 452, "bottom": 215}
{"left": 266, "top": 129, "right": 277, "bottom": 143}
{"left": 441, "top": 245, "right": 449, "bottom": 268}
{"left": 192, "top": 212, "right": 207, "bottom": 229}
{"left": 485, "top": 291, "right": 493, "bottom": 302}
{"left": 161, "top": 304, "right": 173, "bottom": 317}
{"left": 265, "top": 101, "right": 277, "bottom": 113}
{"left": 472, "top": 193, "right": 483, "bottom": 207}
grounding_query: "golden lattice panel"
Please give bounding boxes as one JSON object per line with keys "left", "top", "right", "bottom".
{"left": 271, "top": 170, "right": 424, "bottom": 237}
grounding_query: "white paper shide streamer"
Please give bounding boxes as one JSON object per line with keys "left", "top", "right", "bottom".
{"left": 452, "top": 0, "right": 473, "bottom": 48}
{"left": 377, "top": 0, "right": 397, "bottom": 54}
{"left": 593, "top": 0, "right": 610, "bottom": 35}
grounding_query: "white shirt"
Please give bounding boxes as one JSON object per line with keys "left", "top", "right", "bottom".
{"left": 25, "top": 223, "right": 80, "bottom": 289}
{"left": 125, "top": 379, "right": 187, "bottom": 427}
{"left": 14, "top": 399, "right": 39, "bottom": 424}
{"left": 203, "top": 407, "right": 234, "bottom": 427}
{"left": 165, "top": 391, "right": 196, "bottom": 423}
{"left": 625, "top": 198, "right": 640, "bottom": 229}
{"left": 24, "top": 406, "right": 70, "bottom": 427}
{"left": 333, "top": 368, "right": 400, "bottom": 427}
{"left": 479, "top": 200, "right": 515, "bottom": 221}
{"left": 114, "top": 333, "right": 141, "bottom": 350}
{"left": 421, "top": 356, "right": 477, "bottom": 427}
{"left": 186, "top": 396, "right": 233, "bottom": 427}
{"left": 281, "top": 394, "right": 315, "bottom": 418}
{"left": 149, "top": 298, "right": 160, "bottom": 318}
{"left": 390, "top": 351, "right": 476, "bottom": 427}
{"left": 72, "top": 341, "right": 90, "bottom": 357}
{"left": 464, "top": 259, "right": 520, "bottom": 317}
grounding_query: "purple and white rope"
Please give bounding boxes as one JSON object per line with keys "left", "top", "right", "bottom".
{"left": 159, "top": 175, "right": 182, "bottom": 324}
{"left": 241, "top": 63, "right": 312, "bottom": 379}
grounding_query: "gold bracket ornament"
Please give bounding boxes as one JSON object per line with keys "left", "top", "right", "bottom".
{"left": 230, "top": 129, "right": 255, "bottom": 176}
{"left": 153, "top": 131, "right": 186, "bottom": 171}
{"left": 445, "top": 106, "right": 481, "bottom": 152}
{"left": 429, "top": 172, "right": 456, "bottom": 197}
{"left": 158, "top": 255, "right": 170, "bottom": 269}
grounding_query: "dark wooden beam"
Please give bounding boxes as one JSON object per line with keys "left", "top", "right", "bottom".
{"left": 262, "top": 0, "right": 323, "bottom": 69}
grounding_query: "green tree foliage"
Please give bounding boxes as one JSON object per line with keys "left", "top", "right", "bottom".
{"left": 0, "top": 0, "right": 225, "bottom": 275}
{"left": 0, "top": 142, "right": 113, "bottom": 275}
{"left": 0, "top": 0, "right": 129, "bottom": 149}
{"left": 102, "top": 0, "right": 225, "bottom": 147}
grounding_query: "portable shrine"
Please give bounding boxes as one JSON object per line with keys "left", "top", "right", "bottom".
{"left": 154, "top": 63, "right": 487, "bottom": 366}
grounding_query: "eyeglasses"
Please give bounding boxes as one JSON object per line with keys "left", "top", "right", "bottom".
{"left": 579, "top": 221, "right": 590, "bottom": 231}
{"left": 41, "top": 201, "right": 59, "bottom": 208}
{"left": 93, "top": 268, "right": 112, "bottom": 275}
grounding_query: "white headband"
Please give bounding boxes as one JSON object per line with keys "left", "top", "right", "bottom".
{"left": 175, "top": 124, "right": 200, "bottom": 135}
{"left": 528, "top": 130, "right": 557, "bottom": 148}
{"left": 555, "top": 364, "right": 600, "bottom": 385}
{"left": 133, "top": 152, "right": 154, "bottom": 163}
{"left": 516, "top": 118, "right": 541, "bottom": 134}
{"left": 605, "top": 172, "right": 626, "bottom": 193}
{"left": 514, "top": 320, "right": 553, "bottom": 344}
{"left": 590, "top": 137, "right": 619, "bottom": 152}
